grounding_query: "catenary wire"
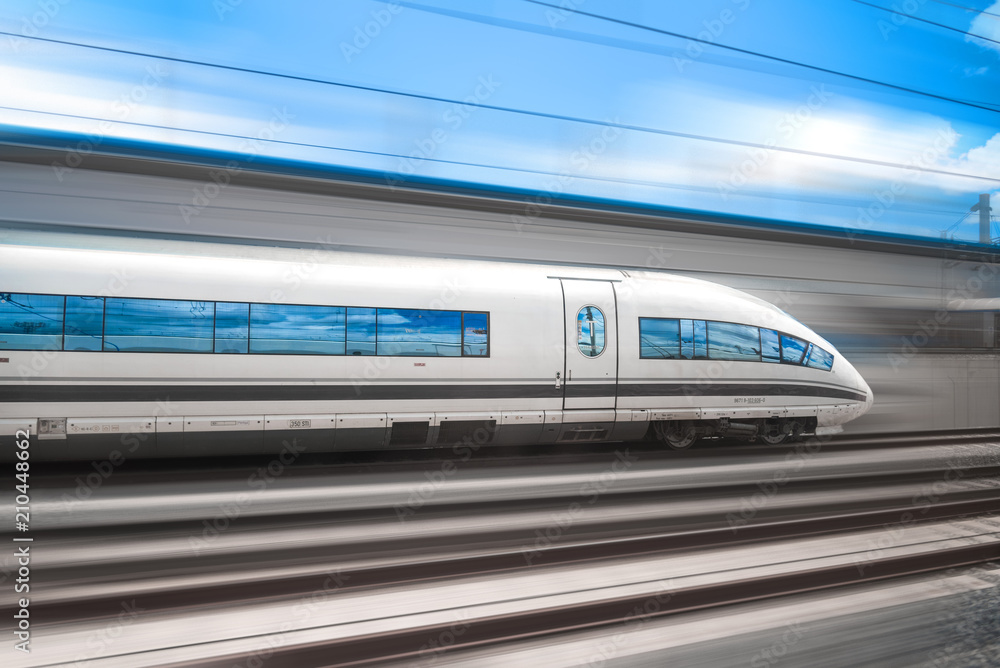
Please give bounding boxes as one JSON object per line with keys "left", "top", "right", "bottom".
{"left": 522, "top": 0, "right": 1000, "bottom": 113}
{"left": 1, "top": 104, "right": 976, "bottom": 218}
{"left": 924, "top": 0, "right": 1000, "bottom": 19}
{"left": 1, "top": 32, "right": 997, "bottom": 185}
{"left": 848, "top": 0, "right": 1000, "bottom": 47}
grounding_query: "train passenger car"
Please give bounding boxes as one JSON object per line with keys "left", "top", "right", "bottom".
{"left": 0, "top": 230, "right": 872, "bottom": 460}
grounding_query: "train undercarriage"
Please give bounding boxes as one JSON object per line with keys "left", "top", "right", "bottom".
{"left": 651, "top": 416, "right": 820, "bottom": 449}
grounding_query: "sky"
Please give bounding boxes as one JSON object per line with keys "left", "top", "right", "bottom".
{"left": 1, "top": 0, "right": 999, "bottom": 244}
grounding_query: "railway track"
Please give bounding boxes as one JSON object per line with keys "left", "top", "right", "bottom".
{"left": 5, "top": 434, "right": 1000, "bottom": 667}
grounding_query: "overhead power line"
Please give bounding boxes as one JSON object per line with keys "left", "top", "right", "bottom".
{"left": 849, "top": 0, "right": 1000, "bottom": 47}
{"left": 924, "top": 0, "right": 1000, "bottom": 19}
{"left": 1, "top": 31, "right": 997, "bottom": 185}
{"left": 0, "top": 102, "right": 984, "bottom": 216}
{"left": 523, "top": 0, "right": 1000, "bottom": 114}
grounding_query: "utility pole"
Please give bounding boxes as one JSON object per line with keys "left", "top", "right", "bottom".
{"left": 971, "top": 193, "right": 991, "bottom": 244}
{"left": 968, "top": 193, "right": 996, "bottom": 348}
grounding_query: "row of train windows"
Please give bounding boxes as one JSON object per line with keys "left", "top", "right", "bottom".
{"left": 0, "top": 293, "right": 490, "bottom": 357}
{"left": 639, "top": 317, "right": 835, "bottom": 371}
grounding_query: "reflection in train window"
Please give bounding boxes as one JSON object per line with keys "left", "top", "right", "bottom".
{"left": 577, "top": 306, "right": 605, "bottom": 357}
{"left": 347, "top": 307, "right": 377, "bottom": 356}
{"left": 0, "top": 291, "right": 494, "bottom": 359}
{"left": 215, "top": 302, "right": 249, "bottom": 354}
{"left": 639, "top": 318, "right": 680, "bottom": 358}
{"left": 65, "top": 296, "right": 104, "bottom": 352}
{"left": 0, "top": 293, "right": 64, "bottom": 350}
{"left": 250, "top": 303, "right": 346, "bottom": 355}
{"left": 805, "top": 344, "right": 835, "bottom": 370}
{"left": 377, "top": 308, "right": 462, "bottom": 356}
{"left": 105, "top": 298, "right": 213, "bottom": 352}
{"left": 760, "top": 328, "right": 781, "bottom": 363}
{"left": 693, "top": 320, "right": 708, "bottom": 359}
{"left": 708, "top": 322, "right": 761, "bottom": 362}
{"left": 678, "top": 319, "right": 708, "bottom": 359}
{"left": 462, "top": 312, "right": 489, "bottom": 356}
{"left": 780, "top": 334, "right": 807, "bottom": 364}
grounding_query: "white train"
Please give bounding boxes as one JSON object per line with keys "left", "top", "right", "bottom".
{"left": 0, "top": 230, "right": 872, "bottom": 460}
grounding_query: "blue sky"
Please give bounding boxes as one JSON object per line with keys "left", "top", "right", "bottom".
{"left": 1, "top": 0, "right": 999, "bottom": 243}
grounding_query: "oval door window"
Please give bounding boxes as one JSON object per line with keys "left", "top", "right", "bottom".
{"left": 577, "top": 306, "right": 606, "bottom": 357}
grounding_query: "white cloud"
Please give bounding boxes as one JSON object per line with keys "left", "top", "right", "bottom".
{"left": 967, "top": 1, "right": 1000, "bottom": 53}
{"left": 956, "top": 132, "right": 1000, "bottom": 176}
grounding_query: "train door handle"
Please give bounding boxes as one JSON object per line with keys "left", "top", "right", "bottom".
{"left": 555, "top": 371, "right": 561, "bottom": 389}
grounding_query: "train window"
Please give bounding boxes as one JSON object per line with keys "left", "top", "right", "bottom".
{"left": 679, "top": 319, "right": 708, "bottom": 359}
{"left": 0, "top": 291, "right": 492, "bottom": 358}
{"left": 377, "top": 308, "right": 461, "bottom": 356}
{"left": 760, "top": 328, "right": 780, "bottom": 363}
{"left": 780, "top": 334, "right": 807, "bottom": 364}
{"left": 462, "top": 312, "right": 489, "bottom": 356}
{"left": 577, "top": 306, "right": 605, "bottom": 357}
{"left": 639, "top": 318, "right": 680, "bottom": 358}
{"left": 0, "top": 293, "right": 64, "bottom": 350}
{"left": 693, "top": 320, "right": 707, "bottom": 359}
{"left": 805, "top": 344, "right": 835, "bottom": 371}
{"left": 250, "top": 303, "right": 346, "bottom": 355}
{"left": 215, "top": 302, "right": 249, "bottom": 354}
{"left": 104, "top": 298, "right": 213, "bottom": 353}
{"left": 65, "top": 296, "right": 104, "bottom": 351}
{"left": 104, "top": 298, "right": 213, "bottom": 352}
{"left": 679, "top": 320, "right": 692, "bottom": 358}
{"left": 346, "top": 307, "right": 377, "bottom": 356}
{"left": 707, "top": 322, "right": 761, "bottom": 361}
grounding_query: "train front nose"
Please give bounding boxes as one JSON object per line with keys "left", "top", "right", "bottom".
{"left": 855, "top": 367, "right": 874, "bottom": 418}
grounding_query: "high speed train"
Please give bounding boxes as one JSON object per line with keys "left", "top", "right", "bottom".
{"left": 0, "top": 229, "right": 872, "bottom": 460}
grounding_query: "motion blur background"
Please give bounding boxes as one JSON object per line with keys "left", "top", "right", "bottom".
{"left": 1, "top": 1, "right": 999, "bottom": 666}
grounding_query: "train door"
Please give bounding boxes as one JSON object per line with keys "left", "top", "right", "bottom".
{"left": 560, "top": 279, "right": 618, "bottom": 410}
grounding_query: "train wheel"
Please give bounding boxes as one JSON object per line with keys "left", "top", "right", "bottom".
{"left": 759, "top": 418, "right": 790, "bottom": 445}
{"left": 656, "top": 420, "right": 698, "bottom": 450}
